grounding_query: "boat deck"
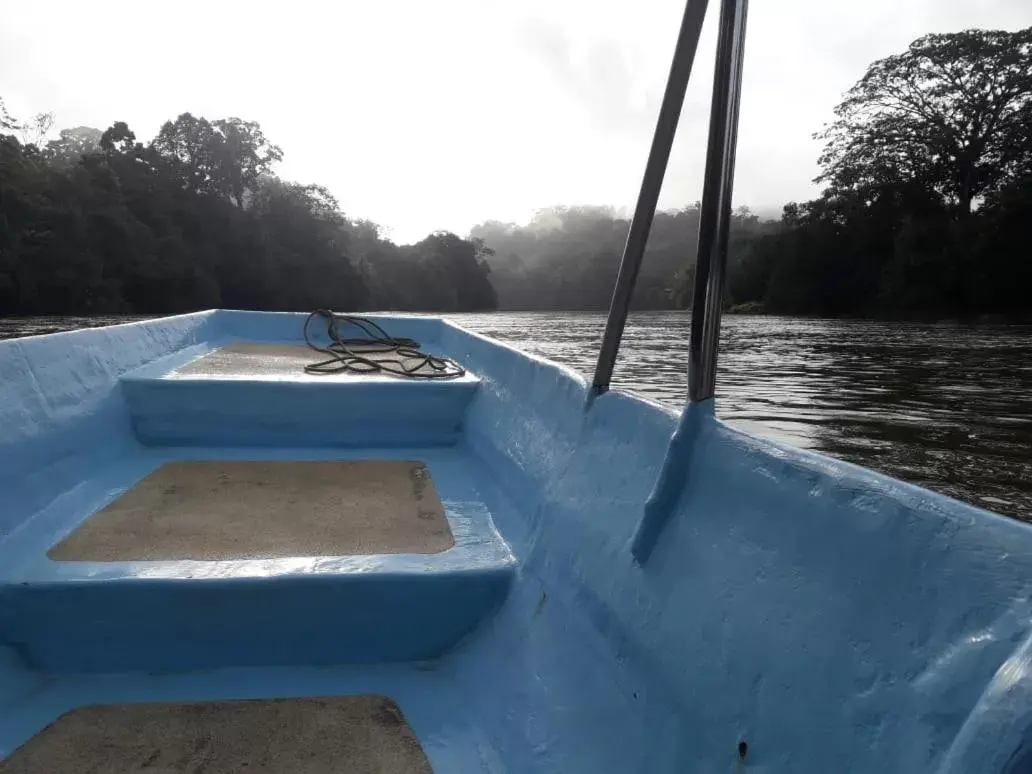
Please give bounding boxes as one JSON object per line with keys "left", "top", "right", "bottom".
{"left": 0, "top": 442, "right": 514, "bottom": 667}
{"left": 0, "top": 324, "right": 526, "bottom": 770}
{"left": 0, "top": 440, "right": 519, "bottom": 768}
{"left": 0, "top": 696, "right": 432, "bottom": 773}
{"left": 47, "top": 459, "right": 453, "bottom": 561}
{"left": 0, "top": 662, "right": 500, "bottom": 771}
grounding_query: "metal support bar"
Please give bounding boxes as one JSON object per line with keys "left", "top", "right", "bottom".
{"left": 591, "top": 0, "right": 711, "bottom": 394}
{"left": 630, "top": 0, "right": 750, "bottom": 566}
{"left": 687, "top": 0, "right": 749, "bottom": 403}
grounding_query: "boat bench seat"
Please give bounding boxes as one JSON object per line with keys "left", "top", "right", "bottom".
{"left": 0, "top": 451, "right": 515, "bottom": 673}
{"left": 120, "top": 343, "right": 481, "bottom": 447}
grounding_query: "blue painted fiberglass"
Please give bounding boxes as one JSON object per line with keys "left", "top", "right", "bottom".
{"left": 1, "top": 309, "right": 1031, "bottom": 772}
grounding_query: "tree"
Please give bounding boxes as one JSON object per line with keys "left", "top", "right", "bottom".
{"left": 817, "top": 27, "right": 1032, "bottom": 214}
{"left": 0, "top": 98, "right": 18, "bottom": 133}
{"left": 99, "top": 122, "right": 137, "bottom": 153}
{"left": 43, "top": 126, "right": 103, "bottom": 168}
{"left": 411, "top": 232, "right": 497, "bottom": 311}
{"left": 719, "top": 27, "right": 1032, "bottom": 320}
{"left": 211, "top": 118, "right": 283, "bottom": 207}
{"left": 151, "top": 113, "right": 283, "bottom": 207}
{"left": 18, "top": 111, "right": 54, "bottom": 148}
{"left": 0, "top": 98, "right": 55, "bottom": 148}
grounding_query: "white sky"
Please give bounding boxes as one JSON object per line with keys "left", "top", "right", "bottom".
{"left": 1, "top": 0, "right": 1029, "bottom": 243}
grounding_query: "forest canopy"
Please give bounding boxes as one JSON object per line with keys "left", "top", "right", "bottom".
{"left": 0, "top": 107, "right": 496, "bottom": 315}
{"left": 2, "top": 26, "right": 1030, "bottom": 319}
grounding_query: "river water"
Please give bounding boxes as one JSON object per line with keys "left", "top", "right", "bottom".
{"left": 3, "top": 312, "right": 1031, "bottom": 521}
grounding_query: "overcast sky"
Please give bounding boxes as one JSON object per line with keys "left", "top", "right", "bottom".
{"left": 1, "top": 0, "right": 1029, "bottom": 243}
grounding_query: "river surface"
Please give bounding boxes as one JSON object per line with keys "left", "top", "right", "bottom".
{"left": 3, "top": 312, "right": 1031, "bottom": 521}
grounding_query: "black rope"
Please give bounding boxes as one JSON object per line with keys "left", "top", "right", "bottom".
{"left": 302, "top": 310, "right": 465, "bottom": 379}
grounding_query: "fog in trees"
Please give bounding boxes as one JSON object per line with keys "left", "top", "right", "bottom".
{"left": 471, "top": 27, "right": 1032, "bottom": 319}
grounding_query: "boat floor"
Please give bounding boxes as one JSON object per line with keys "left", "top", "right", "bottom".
{"left": 0, "top": 443, "right": 520, "bottom": 769}
{"left": 0, "top": 663, "right": 498, "bottom": 771}
{"left": 47, "top": 459, "right": 453, "bottom": 561}
{"left": 0, "top": 695, "right": 432, "bottom": 773}
{"left": 0, "top": 444, "right": 510, "bottom": 582}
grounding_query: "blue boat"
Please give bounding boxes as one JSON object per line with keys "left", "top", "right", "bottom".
{"left": 2, "top": 1, "right": 1031, "bottom": 772}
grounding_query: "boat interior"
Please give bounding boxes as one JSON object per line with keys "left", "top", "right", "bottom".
{"left": 2, "top": 0, "right": 1031, "bottom": 767}
{"left": 1, "top": 309, "right": 1031, "bottom": 772}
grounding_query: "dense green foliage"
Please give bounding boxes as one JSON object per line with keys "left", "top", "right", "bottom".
{"left": 0, "top": 107, "right": 496, "bottom": 315}
{"left": 738, "top": 27, "right": 1032, "bottom": 318}
{"left": 2, "top": 26, "right": 1029, "bottom": 319}
{"left": 473, "top": 27, "right": 1032, "bottom": 318}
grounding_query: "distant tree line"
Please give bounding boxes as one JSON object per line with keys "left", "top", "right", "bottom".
{"left": 473, "top": 27, "right": 1032, "bottom": 319}
{"left": 2, "top": 27, "right": 1029, "bottom": 320}
{"left": 735, "top": 27, "right": 1032, "bottom": 318}
{"left": 471, "top": 205, "right": 773, "bottom": 310}
{"left": 0, "top": 107, "right": 496, "bottom": 315}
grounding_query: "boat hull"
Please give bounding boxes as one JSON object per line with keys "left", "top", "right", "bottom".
{"left": 0, "top": 309, "right": 1029, "bottom": 772}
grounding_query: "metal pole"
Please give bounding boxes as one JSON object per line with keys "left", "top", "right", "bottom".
{"left": 591, "top": 0, "right": 711, "bottom": 394}
{"left": 687, "top": 0, "right": 749, "bottom": 403}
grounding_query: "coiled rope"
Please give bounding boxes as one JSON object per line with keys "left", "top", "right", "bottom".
{"left": 302, "top": 310, "right": 465, "bottom": 379}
